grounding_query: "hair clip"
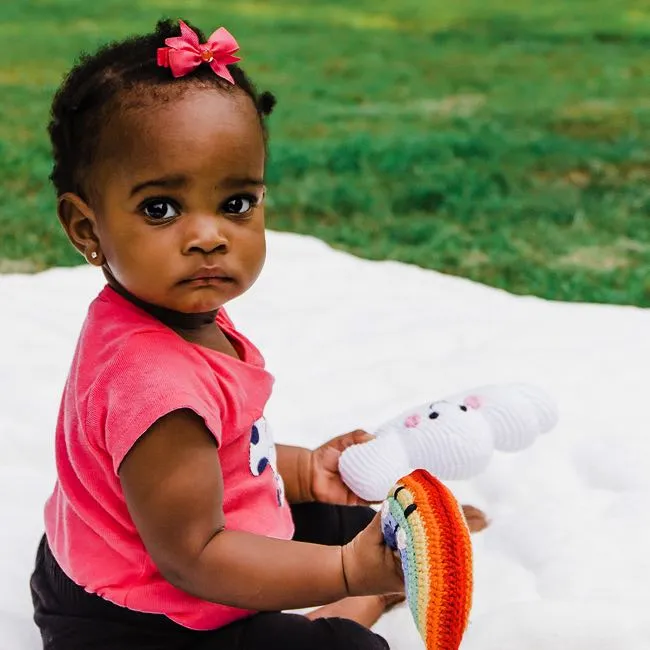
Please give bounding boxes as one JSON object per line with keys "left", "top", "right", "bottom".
{"left": 157, "top": 20, "right": 241, "bottom": 83}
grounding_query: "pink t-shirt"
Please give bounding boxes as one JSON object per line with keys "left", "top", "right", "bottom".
{"left": 44, "top": 285, "right": 294, "bottom": 630}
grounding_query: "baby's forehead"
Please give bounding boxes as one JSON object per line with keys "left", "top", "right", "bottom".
{"left": 117, "top": 79, "right": 240, "bottom": 111}
{"left": 110, "top": 84, "right": 259, "bottom": 141}
{"left": 95, "top": 86, "right": 265, "bottom": 186}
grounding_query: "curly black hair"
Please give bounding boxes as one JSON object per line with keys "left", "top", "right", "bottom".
{"left": 49, "top": 18, "right": 276, "bottom": 199}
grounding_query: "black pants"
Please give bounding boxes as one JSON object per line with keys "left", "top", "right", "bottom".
{"left": 30, "top": 503, "right": 389, "bottom": 650}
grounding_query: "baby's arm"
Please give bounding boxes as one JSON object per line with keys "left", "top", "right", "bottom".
{"left": 119, "top": 410, "right": 400, "bottom": 610}
{"left": 275, "top": 444, "right": 312, "bottom": 503}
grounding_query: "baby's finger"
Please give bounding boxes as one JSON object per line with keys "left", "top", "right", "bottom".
{"left": 345, "top": 489, "right": 375, "bottom": 507}
{"left": 340, "top": 429, "right": 375, "bottom": 449}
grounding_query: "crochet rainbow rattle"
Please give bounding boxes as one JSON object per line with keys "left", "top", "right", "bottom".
{"left": 340, "top": 382, "right": 558, "bottom": 502}
{"left": 372, "top": 384, "right": 557, "bottom": 649}
{"left": 381, "top": 469, "right": 473, "bottom": 650}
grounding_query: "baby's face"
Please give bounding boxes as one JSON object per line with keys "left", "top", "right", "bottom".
{"left": 89, "top": 87, "right": 267, "bottom": 313}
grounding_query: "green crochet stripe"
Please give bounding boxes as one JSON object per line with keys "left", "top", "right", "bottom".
{"left": 388, "top": 497, "right": 419, "bottom": 628}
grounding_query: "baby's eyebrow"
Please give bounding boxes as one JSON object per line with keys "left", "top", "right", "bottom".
{"left": 219, "top": 176, "right": 265, "bottom": 189}
{"left": 129, "top": 174, "right": 187, "bottom": 197}
{"left": 129, "top": 174, "right": 265, "bottom": 197}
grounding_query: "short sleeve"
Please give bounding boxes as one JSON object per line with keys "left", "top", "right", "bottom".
{"left": 86, "top": 332, "right": 224, "bottom": 475}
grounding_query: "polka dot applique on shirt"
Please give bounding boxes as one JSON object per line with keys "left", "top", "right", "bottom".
{"left": 248, "top": 417, "right": 285, "bottom": 506}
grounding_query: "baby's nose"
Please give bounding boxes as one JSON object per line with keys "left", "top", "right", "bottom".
{"left": 184, "top": 214, "right": 229, "bottom": 254}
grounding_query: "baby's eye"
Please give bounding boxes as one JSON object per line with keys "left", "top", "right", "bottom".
{"left": 142, "top": 200, "right": 179, "bottom": 221}
{"left": 223, "top": 195, "right": 257, "bottom": 216}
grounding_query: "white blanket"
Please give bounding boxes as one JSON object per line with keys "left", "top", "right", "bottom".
{"left": 1, "top": 231, "right": 649, "bottom": 649}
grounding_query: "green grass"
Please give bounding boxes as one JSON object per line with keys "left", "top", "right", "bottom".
{"left": 2, "top": 0, "right": 650, "bottom": 304}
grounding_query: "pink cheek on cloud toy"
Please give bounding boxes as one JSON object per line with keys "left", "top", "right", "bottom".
{"left": 464, "top": 395, "right": 482, "bottom": 410}
{"left": 404, "top": 414, "right": 421, "bottom": 428}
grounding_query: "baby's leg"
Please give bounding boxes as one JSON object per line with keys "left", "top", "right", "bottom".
{"left": 290, "top": 501, "right": 375, "bottom": 546}
{"left": 195, "top": 611, "right": 390, "bottom": 650}
{"left": 30, "top": 536, "right": 191, "bottom": 650}
{"left": 291, "top": 495, "right": 489, "bottom": 538}
{"left": 31, "top": 533, "right": 390, "bottom": 650}
{"left": 305, "top": 593, "right": 404, "bottom": 627}
{"left": 462, "top": 504, "right": 489, "bottom": 532}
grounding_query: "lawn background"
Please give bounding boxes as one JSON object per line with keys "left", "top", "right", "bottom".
{"left": 2, "top": 0, "right": 650, "bottom": 305}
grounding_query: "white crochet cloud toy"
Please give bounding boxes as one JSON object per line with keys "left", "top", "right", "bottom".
{"left": 339, "top": 383, "right": 558, "bottom": 502}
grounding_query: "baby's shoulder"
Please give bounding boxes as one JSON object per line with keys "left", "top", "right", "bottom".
{"left": 76, "top": 301, "right": 196, "bottom": 393}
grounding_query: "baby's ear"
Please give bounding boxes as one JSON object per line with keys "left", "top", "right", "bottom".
{"left": 57, "top": 192, "right": 102, "bottom": 263}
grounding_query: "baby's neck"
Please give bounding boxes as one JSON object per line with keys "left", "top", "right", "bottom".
{"left": 102, "top": 269, "right": 218, "bottom": 332}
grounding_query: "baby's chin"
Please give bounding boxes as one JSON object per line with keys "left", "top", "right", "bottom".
{"left": 124, "top": 287, "right": 226, "bottom": 315}
{"left": 173, "top": 288, "right": 238, "bottom": 314}
{"left": 170, "top": 297, "right": 225, "bottom": 314}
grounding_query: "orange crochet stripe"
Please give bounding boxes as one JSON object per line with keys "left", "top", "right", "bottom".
{"left": 390, "top": 469, "right": 473, "bottom": 650}
{"left": 410, "top": 470, "right": 472, "bottom": 648}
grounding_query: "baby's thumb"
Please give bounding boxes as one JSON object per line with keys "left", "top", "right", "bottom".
{"left": 365, "top": 510, "right": 385, "bottom": 545}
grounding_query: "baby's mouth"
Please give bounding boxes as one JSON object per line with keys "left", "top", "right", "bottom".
{"left": 180, "top": 266, "right": 236, "bottom": 285}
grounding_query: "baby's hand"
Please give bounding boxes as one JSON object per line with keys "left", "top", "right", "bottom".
{"left": 310, "top": 429, "right": 375, "bottom": 506}
{"left": 340, "top": 512, "right": 405, "bottom": 597}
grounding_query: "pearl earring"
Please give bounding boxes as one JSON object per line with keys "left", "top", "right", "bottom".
{"left": 91, "top": 252, "right": 98, "bottom": 260}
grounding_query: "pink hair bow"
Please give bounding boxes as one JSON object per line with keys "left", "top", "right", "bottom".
{"left": 157, "top": 20, "right": 241, "bottom": 83}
